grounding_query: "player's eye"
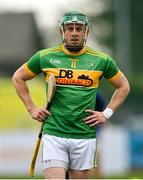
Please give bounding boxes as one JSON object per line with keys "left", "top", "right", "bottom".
{"left": 75, "top": 27, "right": 83, "bottom": 32}
{"left": 65, "top": 26, "right": 74, "bottom": 31}
{"left": 66, "top": 27, "right": 74, "bottom": 31}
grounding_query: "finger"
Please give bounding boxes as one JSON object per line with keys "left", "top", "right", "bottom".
{"left": 39, "top": 111, "right": 50, "bottom": 118}
{"left": 37, "top": 118, "right": 44, "bottom": 122}
{"left": 42, "top": 108, "right": 52, "bottom": 115}
{"left": 84, "top": 114, "right": 97, "bottom": 121}
{"left": 89, "top": 121, "right": 99, "bottom": 127}
{"left": 39, "top": 111, "right": 47, "bottom": 117}
{"left": 84, "top": 118, "right": 98, "bottom": 125}
{"left": 38, "top": 108, "right": 52, "bottom": 119}
{"left": 85, "top": 109, "right": 95, "bottom": 115}
{"left": 37, "top": 114, "right": 45, "bottom": 120}
{"left": 38, "top": 109, "right": 51, "bottom": 117}
{"left": 33, "top": 116, "right": 43, "bottom": 122}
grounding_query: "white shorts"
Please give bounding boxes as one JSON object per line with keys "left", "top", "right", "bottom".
{"left": 42, "top": 134, "right": 97, "bottom": 171}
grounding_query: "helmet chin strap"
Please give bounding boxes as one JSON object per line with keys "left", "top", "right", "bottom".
{"left": 61, "top": 23, "right": 88, "bottom": 52}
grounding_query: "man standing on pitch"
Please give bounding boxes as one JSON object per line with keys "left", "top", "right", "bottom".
{"left": 12, "top": 11, "right": 130, "bottom": 179}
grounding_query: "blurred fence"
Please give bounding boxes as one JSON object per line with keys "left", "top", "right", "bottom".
{"left": 0, "top": 130, "right": 43, "bottom": 177}
{"left": 0, "top": 120, "right": 143, "bottom": 178}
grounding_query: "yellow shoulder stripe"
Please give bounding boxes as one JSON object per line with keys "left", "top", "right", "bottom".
{"left": 40, "top": 45, "right": 62, "bottom": 53}
{"left": 40, "top": 49, "right": 62, "bottom": 58}
{"left": 86, "top": 47, "right": 108, "bottom": 59}
{"left": 107, "top": 70, "right": 123, "bottom": 81}
{"left": 86, "top": 51, "right": 107, "bottom": 59}
{"left": 40, "top": 45, "right": 62, "bottom": 57}
{"left": 23, "top": 63, "right": 37, "bottom": 77}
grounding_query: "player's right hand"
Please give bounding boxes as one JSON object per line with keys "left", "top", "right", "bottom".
{"left": 28, "top": 107, "right": 51, "bottom": 122}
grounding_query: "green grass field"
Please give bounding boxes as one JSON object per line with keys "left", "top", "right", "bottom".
{"left": 0, "top": 77, "right": 45, "bottom": 130}
{"left": 0, "top": 170, "right": 142, "bottom": 179}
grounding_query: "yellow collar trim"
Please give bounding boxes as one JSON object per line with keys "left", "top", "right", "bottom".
{"left": 62, "top": 44, "right": 85, "bottom": 56}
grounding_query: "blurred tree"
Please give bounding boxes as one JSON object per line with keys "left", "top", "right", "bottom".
{"left": 89, "top": 0, "right": 115, "bottom": 53}
{"left": 88, "top": 0, "right": 143, "bottom": 118}
{"left": 130, "top": 0, "right": 143, "bottom": 72}
{"left": 89, "top": 0, "right": 143, "bottom": 74}
{"left": 0, "top": 12, "right": 44, "bottom": 76}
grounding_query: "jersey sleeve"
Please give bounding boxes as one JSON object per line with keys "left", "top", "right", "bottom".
{"left": 103, "top": 56, "right": 122, "bottom": 81}
{"left": 24, "top": 52, "right": 42, "bottom": 76}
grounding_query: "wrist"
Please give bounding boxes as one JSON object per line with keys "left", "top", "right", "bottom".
{"left": 27, "top": 105, "right": 36, "bottom": 113}
{"left": 102, "top": 107, "right": 114, "bottom": 119}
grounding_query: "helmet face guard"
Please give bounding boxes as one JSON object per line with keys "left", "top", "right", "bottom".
{"left": 59, "top": 11, "right": 90, "bottom": 51}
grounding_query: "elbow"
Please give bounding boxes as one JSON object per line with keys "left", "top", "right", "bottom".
{"left": 12, "top": 70, "right": 22, "bottom": 85}
{"left": 127, "top": 85, "right": 130, "bottom": 94}
{"left": 12, "top": 71, "right": 18, "bottom": 84}
{"left": 117, "top": 80, "right": 130, "bottom": 97}
{"left": 126, "top": 81, "right": 130, "bottom": 94}
{"left": 123, "top": 81, "right": 130, "bottom": 96}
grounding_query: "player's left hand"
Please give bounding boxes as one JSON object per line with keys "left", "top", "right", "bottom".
{"left": 84, "top": 109, "right": 107, "bottom": 127}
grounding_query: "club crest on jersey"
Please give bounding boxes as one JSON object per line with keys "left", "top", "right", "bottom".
{"left": 89, "top": 62, "right": 94, "bottom": 67}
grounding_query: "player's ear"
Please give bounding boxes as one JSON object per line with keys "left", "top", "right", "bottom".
{"left": 87, "top": 29, "right": 89, "bottom": 35}
{"left": 60, "top": 28, "right": 63, "bottom": 36}
{"left": 85, "top": 29, "right": 89, "bottom": 38}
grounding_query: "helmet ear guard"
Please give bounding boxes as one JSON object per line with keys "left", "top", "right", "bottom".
{"left": 59, "top": 11, "right": 90, "bottom": 51}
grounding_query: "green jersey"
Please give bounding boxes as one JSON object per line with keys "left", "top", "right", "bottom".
{"left": 24, "top": 44, "right": 122, "bottom": 139}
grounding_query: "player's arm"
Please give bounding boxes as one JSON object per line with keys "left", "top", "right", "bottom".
{"left": 105, "top": 73, "right": 130, "bottom": 112}
{"left": 84, "top": 73, "right": 130, "bottom": 126}
{"left": 12, "top": 65, "right": 50, "bottom": 122}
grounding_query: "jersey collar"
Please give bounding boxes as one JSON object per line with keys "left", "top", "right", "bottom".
{"left": 62, "top": 44, "right": 85, "bottom": 56}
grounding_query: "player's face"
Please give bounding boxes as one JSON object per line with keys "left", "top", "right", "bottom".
{"left": 63, "top": 23, "right": 86, "bottom": 48}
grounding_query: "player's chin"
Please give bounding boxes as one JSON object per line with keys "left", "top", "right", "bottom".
{"left": 70, "top": 42, "right": 81, "bottom": 47}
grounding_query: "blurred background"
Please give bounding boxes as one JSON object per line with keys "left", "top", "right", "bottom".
{"left": 0, "top": 0, "right": 143, "bottom": 178}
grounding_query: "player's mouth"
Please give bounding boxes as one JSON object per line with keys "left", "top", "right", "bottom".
{"left": 70, "top": 39, "right": 79, "bottom": 44}
{"left": 71, "top": 38, "right": 79, "bottom": 41}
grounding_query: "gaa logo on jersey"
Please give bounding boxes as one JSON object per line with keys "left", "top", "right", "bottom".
{"left": 50, "top": 59, "right": 61, "bottom": 64}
